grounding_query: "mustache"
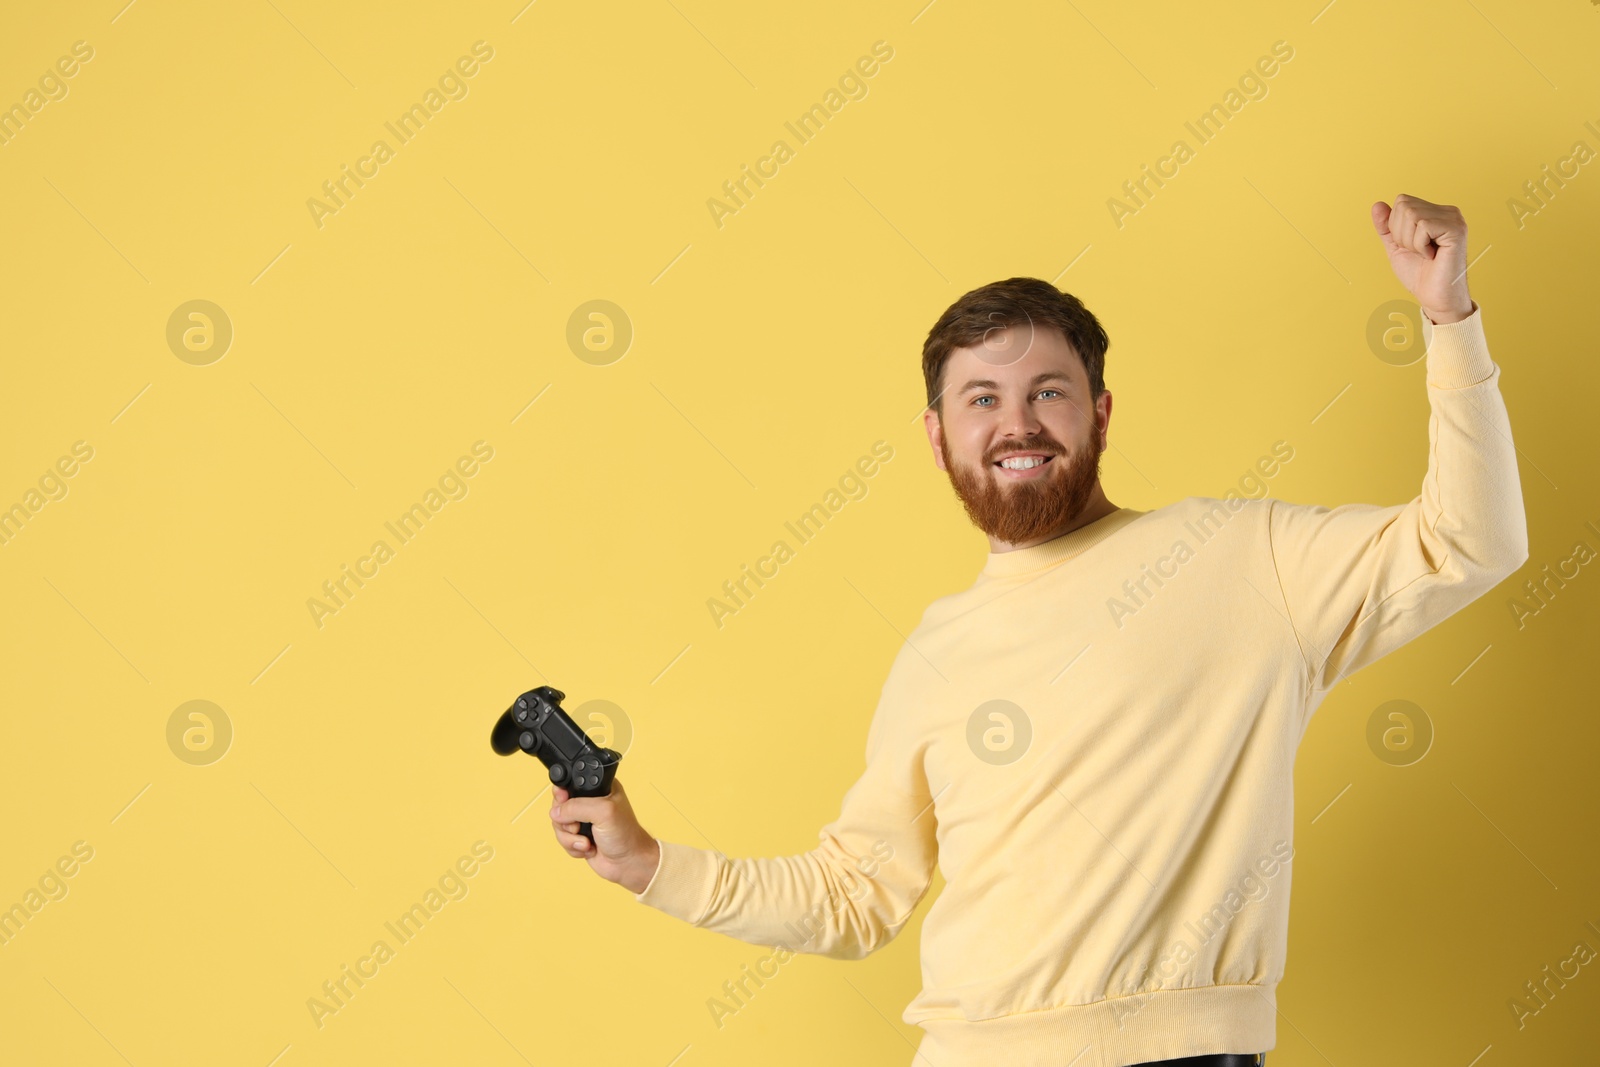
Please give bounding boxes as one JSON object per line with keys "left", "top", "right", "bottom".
{"left": 988, "top": 440, "right": 1064, "bottom": 462}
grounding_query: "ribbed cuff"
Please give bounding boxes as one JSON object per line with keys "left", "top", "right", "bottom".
{"left": 1421, "top": 300, "right": 1495, "bottom": 389}
{"left": 634, "top": 839, "right": 719, "bottom": 924}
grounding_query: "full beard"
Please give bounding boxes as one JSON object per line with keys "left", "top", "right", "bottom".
{"left": 941, "top": 430, "right": 1104, "bottom": 546}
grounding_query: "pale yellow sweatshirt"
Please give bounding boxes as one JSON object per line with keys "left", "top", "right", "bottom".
{"left": 634, "top": 303, "right": 1527, "bottom": 1066}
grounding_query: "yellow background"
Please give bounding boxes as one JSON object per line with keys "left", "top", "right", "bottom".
{"left": 1, "top": 1, "right": 1596, "bottom": 1064}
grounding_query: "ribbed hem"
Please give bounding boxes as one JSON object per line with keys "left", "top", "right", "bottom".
{"left": 1422, "top": 301, "right": 1494, "bottom": 389}
{"left": 979, "top": 507, "right": 1146, "bottom": 580}
{"left": 633, "top": 839, "right": 718, "bottom": 923}
{"left": 912, "top": 983, "right": 1277, "bottom": 1067}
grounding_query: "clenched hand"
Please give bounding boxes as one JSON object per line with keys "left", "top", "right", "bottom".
{"left": 1371, "top": 193, "right": 1474, "bottom": 325}
{"left": 549, "top": 778, "right": 662, "bottom": 894}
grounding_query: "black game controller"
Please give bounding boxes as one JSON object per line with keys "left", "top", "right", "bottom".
{"left": 491, "top": 685, "right": 620, "bottom": 846}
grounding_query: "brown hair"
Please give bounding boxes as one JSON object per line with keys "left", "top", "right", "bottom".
{"left": 921, "top": 277, "right": 1109, "bottom": 415}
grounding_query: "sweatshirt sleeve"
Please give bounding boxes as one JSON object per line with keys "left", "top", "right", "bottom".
{"left": 1266, "top": 301, "right": 1530, "bottom": 695}
{"left": 632, "top": 650, "right": 940, "bottom": 961}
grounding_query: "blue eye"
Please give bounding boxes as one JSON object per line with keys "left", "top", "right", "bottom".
{"left": 973, "top": 389, "right": 1061, "bottom": 407}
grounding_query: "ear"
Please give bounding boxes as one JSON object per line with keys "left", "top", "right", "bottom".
{"left": 922, "top": 407, "right": 948, "bottom": 471}
{"left": 1094, "top": 390, "right": 1113, "bottom": 450}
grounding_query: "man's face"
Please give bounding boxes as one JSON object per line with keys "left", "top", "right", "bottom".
{"left": 924, "top": 322, "right": 1112, "bottom": 547}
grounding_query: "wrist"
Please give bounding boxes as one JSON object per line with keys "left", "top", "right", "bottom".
{"left": 620, "top": 837, "right": 661, "bottom": 894}
{"left": 1422, "top": 299, "right": 1474, "bottom": 325}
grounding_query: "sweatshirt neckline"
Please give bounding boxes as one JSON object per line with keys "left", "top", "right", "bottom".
{"left": 979, "top": 507, "right": 1143, "bottom": 579}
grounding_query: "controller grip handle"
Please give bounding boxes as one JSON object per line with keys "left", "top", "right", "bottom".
{"left": 578, "top": 821, "right": 595, "bottom": 845}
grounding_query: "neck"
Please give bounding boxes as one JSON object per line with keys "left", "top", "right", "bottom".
{"left": 987, "top": 486, "right": 1118, "bottom": 553}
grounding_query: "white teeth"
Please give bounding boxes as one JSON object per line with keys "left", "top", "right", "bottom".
{"left": 999, "top": 456, "right": 1046, "bottom": 470}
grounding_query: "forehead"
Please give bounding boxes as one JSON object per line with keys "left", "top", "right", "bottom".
{"left": 946, "top": 323, "right": 1080, "bottom": 383}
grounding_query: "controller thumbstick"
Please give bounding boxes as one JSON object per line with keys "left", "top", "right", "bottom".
{"left": 549, "top": 764, "right": 566, "bottom": 784}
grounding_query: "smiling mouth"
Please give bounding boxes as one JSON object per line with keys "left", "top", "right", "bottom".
{"left": 993, "top": 454, "right": 1054, "bottom": 471}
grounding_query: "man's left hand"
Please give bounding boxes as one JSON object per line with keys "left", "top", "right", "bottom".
{"left": 1371, "top": 193, "right": 1474, "bottom": 324}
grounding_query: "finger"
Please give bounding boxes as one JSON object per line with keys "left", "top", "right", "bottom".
{"left": 554, "top": 826, "right": 594, "bottom": 856}
{"left": 1393, "top": 200, "right": 1418, "bottom": 255}
{"left": 1409, "top": 211, "right": 1449, "bottom": 258}
{"left": 1419, "top": 211, "right": 1459, "bottom": 250}
{"left": 1416, "top": 219, "right": 1442, "bottom": 259}
{"left": 547, "top": 807, "right": 582, "bottom": 834}
{"left": 554, "top": 794, "right": 612, "bottom": 824}
{"left": 552, "top": 785, "right": 569, "bottom": 803}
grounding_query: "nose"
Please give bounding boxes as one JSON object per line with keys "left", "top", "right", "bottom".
{"left": 1000, "top": 397, "right": 1043, "bottom": 439}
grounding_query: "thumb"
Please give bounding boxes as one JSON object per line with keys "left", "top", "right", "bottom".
{"left": 1370, "top": 201, "right": 1399, "bottom": 255}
